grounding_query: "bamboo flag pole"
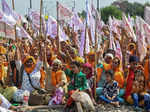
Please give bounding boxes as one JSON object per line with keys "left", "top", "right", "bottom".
{"left": 84, "top": 0, "right": 88, "bottom": 62}
{"left": 84, "top": 24, "right": 87, "bottom": 62}
{"left": 12, "top": 0, "right": 17, "bottom": 40}
{"left": 56, "top": 1, "right": 60, "bottom": 52}
{"left": 93, "top": 0, "right": 99, "bottom": 100}
{"left": 39, "top": 0, "right": 43, "bottom": 39}
{"left": 12, "top": 0, "right": 15, "bottom": 10}
{"left": 30, "top": 0, "right": 32, "bottom": 9}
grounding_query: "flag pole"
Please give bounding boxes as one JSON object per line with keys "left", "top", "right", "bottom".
{"left": 72, "top": 0, "right": 75, "bottom": 11}
{"left": 84, "top": 23, "right": 87, "bottom": 62}
{"left": 30, "top": 0, "right": 32, "bottom": 9}
{"left": 39, "top": 0, "right": 43, "bottom": 39}
{"left": 57, "top": 1, "right": 60, "bottom": 52}
{"left": 93, "top": 0, "right": 99, "bottom": 100}
{"left": 12, "top": 0, "right": 17, "bottom": 40}
{"left": 84, "top": 0, "right": 88, "bottom": 62}
{"left": 12, "top": 0, "right": 15, "bottom": 10}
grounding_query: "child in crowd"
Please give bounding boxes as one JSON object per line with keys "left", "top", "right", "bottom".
{"left": 48, "top": 81, "right": 66, "bottom": 105}
{"left": 99, "top": 70, "right": 120, "bottom": 107}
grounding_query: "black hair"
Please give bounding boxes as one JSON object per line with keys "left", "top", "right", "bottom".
{"left": 70, "top": 61, "right": 80, "bottom": 68}
{"left": 113, "top": 57, "right": 120, "bottom": 65}
{"left": 129, "top": 55, "right": 139, "bottom": 63}
{"left": 103, "top": 49, "right": 115, "bottom": 58}
{"left": 105, "top": 70, "right": 114, "bottom": 78}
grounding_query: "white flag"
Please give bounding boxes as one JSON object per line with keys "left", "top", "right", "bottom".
{"left": 122, "top": 13, "right": 136, "bottom": 42}
{"left": 135, "top": 16, "right": 147, "bottom": 61}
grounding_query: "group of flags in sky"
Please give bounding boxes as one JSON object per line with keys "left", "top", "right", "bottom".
{"left": 1, "top": 0, "right": 150, "bottom": 63}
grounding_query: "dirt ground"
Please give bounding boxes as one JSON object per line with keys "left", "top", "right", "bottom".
{"left": 15, "top": 104, "right": 145, "bottom": 112}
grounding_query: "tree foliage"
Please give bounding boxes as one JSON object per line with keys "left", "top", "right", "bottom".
{"left": 78, "top": 0, "right": 150, "bottom": 23}
{"left": 100, "top": 6, "right": 122, "bottom": 23}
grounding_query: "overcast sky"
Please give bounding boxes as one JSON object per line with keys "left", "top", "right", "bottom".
{"left": 1, "top": 0, "right": 150, "bottom": 18}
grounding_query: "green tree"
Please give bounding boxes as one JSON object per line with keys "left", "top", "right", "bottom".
{"left": 112, "top": 1, "right": 144, "bottom": 18}
{"left": 100, "top": 5, "right": 122, "bottom": 23}
{"left": 78, "top": 10, "right": 86, "bottom": 19}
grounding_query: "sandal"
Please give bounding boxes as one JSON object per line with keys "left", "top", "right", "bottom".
{"left": 116, "top": 104, "right": 120, "bottom": 108}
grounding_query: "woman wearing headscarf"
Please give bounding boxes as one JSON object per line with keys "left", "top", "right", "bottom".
{"left": 87, "top": 51, "right": 95, "bottom": 68}
{"left": 112, "top": 57, "right": 125, "bottom": 103}
{"left": 51, "top": 59, "right": 67, "bottom": 93}
{"left": 13, "top": 45, "right": 44, "bottom": 103}
{"left": 127, "top": 43, "right": 136, "bottom": 56}
{"left": 46, "top": 45, "right": 56, "bottom": 66}
{"left": 67, "top": 47, "right": 84, "bottom": 64}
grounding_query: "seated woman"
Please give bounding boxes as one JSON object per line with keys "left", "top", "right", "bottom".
{"left": 130, "top": 68, "right": 150, "bottom": 111}
{"left": 99, "top": 70, "right": 120, "bottom": 107}
{"left": 112, "top": 57, "right": 125, "bottom": 103}
{"left": 13, "top": 45, "right": 44, "bottom": 103}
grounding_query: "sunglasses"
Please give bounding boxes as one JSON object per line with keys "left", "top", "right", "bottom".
{"left": 26, "top": 59, "right": 33, "bottom": 64}
{"left": 113, "top": 62, "right": 119, "bottom": 65}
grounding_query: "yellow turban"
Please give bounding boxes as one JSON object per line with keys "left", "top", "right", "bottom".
{"left": 23, "top": 56, "right": 36, "bottom": 64}
{"left": 128, "top": 43, "right": 136, "bottom": 49}
{"left": 66, "top": 40, "right": 71, "bottom": 45}
{"left": 88, "top": 51, "right": 95, "bottom": 56}
{"left": 75, "top": 57, "right": 85, "bottom": 64}
{"left": 0, "top": 46, "right": 6, "bottom": 55}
